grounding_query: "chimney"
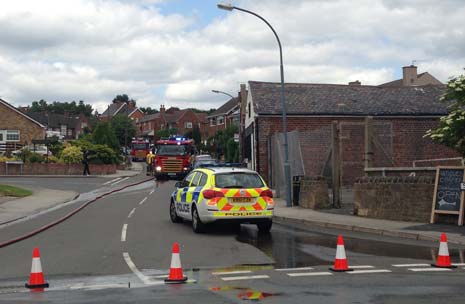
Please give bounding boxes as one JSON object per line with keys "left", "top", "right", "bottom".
{"left": 348, "top": 80, "right": 361, "bottom": 86}
{"left": 160, "top": 104, "right": 165, "bottom": 115}
{"left": 402, "top": 65, "right": 418, "bottom": 86}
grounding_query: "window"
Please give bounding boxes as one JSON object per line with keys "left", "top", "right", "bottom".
{"left": 199, "top": 173, "right": 208, "bottom": 187}
{"left": 191, "top": 172, "right": 202, "bottom": 186}
{"left": 214, "top": 172, "right": 264, "bottom": 188}
{"left": 60, "top": 125, "right": 67, "bottom": 136}
{"left": 185, "top": 122, "right": 192, "bottom": 129}
{"left": 6, "top": 130, "right": 19, "bottom": 141}
{"left": 248, "top": 103, "right": 251, "bottom": 118}
{"left": 217, "top": 116, "right": 224, "bottom": 125}
{"left": 210, "top": 118, "right": 216, "bottom": 126}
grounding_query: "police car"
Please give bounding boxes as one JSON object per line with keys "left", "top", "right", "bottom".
{"left": 170, "top": 167, "right": 274, "bottom": 233}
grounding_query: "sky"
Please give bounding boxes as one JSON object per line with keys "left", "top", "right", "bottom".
{"left": 0, "top": 0, "right": 464, "bottom": 114}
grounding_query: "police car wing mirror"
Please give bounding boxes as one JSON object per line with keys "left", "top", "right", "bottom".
{"left": 174, "top": 181, "right": 183, "bottom": 188}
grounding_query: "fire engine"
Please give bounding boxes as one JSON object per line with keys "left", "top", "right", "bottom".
{"left": 153, "top": 136, "right": 195, "bottom": 179}
{"left": 130, "top": 138, "right": 150, "bottom": 161}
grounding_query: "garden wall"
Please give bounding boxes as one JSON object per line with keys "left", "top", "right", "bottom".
{"left": 354, "top": 176, "right": 434, "bottom": 222}
{"left": 0, "top": 162, "right": 117, "bottom": 175}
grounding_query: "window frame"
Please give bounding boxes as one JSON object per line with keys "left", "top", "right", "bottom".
{"left": 6, "top": 130, "right": 20, "bottom": 142}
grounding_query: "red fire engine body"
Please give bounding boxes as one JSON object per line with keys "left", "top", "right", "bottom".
{"left": 153, "top": 137, "right": 195, "bottom": 179}
{"left": 130, "top": 139, "right": 150, "bottom": 161}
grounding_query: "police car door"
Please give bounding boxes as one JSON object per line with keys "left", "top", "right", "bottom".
{"left": 176, "top": 171, "right": 197, "bottom": 219}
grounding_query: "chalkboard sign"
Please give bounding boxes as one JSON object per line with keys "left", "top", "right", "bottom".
{"left": 431, "top": 167, "right": 465, "bottom": 226}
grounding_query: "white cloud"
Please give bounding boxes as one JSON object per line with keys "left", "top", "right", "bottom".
{"left": 0, "top": 0, "right": 464, "bottom": 113}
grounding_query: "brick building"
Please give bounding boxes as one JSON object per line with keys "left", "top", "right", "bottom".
{"left": 0, "top": 98, "right": 45, "bottom": 153}
{"left": 99, "top": 101, "right": 144, "bottom": 122}
{"left": 242, "top": 79, "right": 459, "bottom": 188}
{"left": 207, "top": 97, "right": 240, "bottom": 134}
{"left": 136, "top": 105, "right": 209, "bottom": 142}
{"left": 27, "top": 112, "right": 90, "bottom": 139}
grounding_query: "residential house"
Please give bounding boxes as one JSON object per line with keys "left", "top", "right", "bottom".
{"left": 136, "top": 105, "right": 209, "bottom": 142}
{"left": 380, "top": 65, "right": 443, "bottom": 87}
{"left": 99, "top": 101, "right": 144, "bottom": 122}
{"left": 27, "top": 112, "right": 90, "bottom": 139}
{"left": 0, "top": 98, "right": 45, "bottom": 153}
{"left": 241, "top": 71, "right": 458, "bottom": 189}
{"left": 207, "top": 97, "right": 240, "bottom": 135}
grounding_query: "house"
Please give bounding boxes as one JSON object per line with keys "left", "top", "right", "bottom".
{"left": 241, "top": 78, "right": 458, "bottom": 189}
{"left": 136, "top": 105, "right": 209, "bottom": 142}
{"left": 207, "top": 97, "right": 240, "bottom": 134}
{"left": 27, "top": 112, "right": 90, "bottom": 139}
{"left": 99, "top": 101, "right": 144, "bottom": 122}
{"left": 0, "top": 98, "right": 45, "bottom": 153}
{"left": 380, "top": 65, "right": 443, "bottom": 87}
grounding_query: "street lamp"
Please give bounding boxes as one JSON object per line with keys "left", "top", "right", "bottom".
{"left": 212, "top": 89, "right": 235, "bottom": 99}
{"left": 217, "top": 3, "right": 292, "bottom": 207}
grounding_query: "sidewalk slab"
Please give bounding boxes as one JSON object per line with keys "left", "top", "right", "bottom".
{"left": 0, "top": 188, "right": 78, "bottom": 225}
{"left": 273, "top": 198, "right": 465, "bottom": 246}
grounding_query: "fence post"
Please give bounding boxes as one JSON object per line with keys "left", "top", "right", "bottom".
{"left": 331, "top": 121, "right": 341, "bottom": 208}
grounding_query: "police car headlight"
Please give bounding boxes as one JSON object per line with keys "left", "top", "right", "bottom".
{"left": 155, "top": 166, "right": 162, "bottom": 171}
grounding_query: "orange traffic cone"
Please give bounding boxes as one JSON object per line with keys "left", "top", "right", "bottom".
{"left": 165, "top": 242, "right": 188, "bottom": 284}
{"left": 25, "top": 247, "right": 49, "bottom": 291}
{"left": 330, "top": 235, "right": 353, "bottom": 272}
{"left": 432, "top": 233, "right": 457, "bottom": 268}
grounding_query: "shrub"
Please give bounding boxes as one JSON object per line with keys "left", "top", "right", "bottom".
{"left": 88, "top": 144, "right": 120, "bottom": 164}
{"left": 60, "top": 145, "right": 83, "bottom": 164}
{"left": 28, "top": 153, "right": 45, "bottom": 163}
{"left": 47, "top": 155, "right": 59, "bottom": 163}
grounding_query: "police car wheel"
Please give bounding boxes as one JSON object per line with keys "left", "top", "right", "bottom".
{"left": 192, "top": 207, "right": 205, "bottom": 233}
{"left": 257, "top": 220, "right": 272, "bottom": 233}
{"left": 170, "top": 200, "right": 182, "bottom": 223}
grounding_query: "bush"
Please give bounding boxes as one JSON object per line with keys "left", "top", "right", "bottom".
{"left": 28, "top": 152, "right": 45, "bottom": 163}
{"left": 88, "top": 144, "right": 120, "bottom": 164}
{"left": 60, "top": 145, "right": 83, "bottom": 164}
{"left": 47, "top": 155, "right": 59, "bottom": 163}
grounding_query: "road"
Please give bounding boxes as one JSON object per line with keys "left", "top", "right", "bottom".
{"left": 2, "top": 174, "right": 465, "bottom": 303}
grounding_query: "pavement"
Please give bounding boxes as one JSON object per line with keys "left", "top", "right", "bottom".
{"left": 2, "top": 160, "right": 465, "bottom": 245}
{"left": 273, "top": 198, "right": 465, "bottom": 245}
{"left": 0, "top": 162, "right": 144, "bottom": 226}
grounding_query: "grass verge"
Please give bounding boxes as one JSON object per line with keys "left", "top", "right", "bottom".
{"left": 0, "top": 184, "right": 33, "bottom": 197}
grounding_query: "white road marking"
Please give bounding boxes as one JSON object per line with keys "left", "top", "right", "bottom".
{"left": 103, "top": 178, "right": 121, "bottom": 185}
{"left": 408, "top": 268, "right": 452, "bottom": 272}
{"left": 153, "top": 274, "right": 169, "bottom": 279}
{"left": 122, "top": 252, "right": 164, "bottom": 285}
{"left": 149, "top": 189, "right": 154, "bottom": 195}
{"left": 121, "top": 224, "right": 128, "bottom": 242}
{"left": 350, "top": 265, "right": 375, "bottom": 269}
{"left": 392, "top": 263, "right": 430, "bottom": 267}
{"left": 221, "top": 275, "right": 269, "bottom": 281}
{"left": 70, "top": 284, "right": 127, "bottom": 290}
{"left": 348, "top": 269, "right": 392, "bottom": 274}
{"left": 212, "top": 270, "right": 252, "bottom": 275}
{"left": 275, "top": 267, "right": 314, "bottom": 272}
{"left": 452, "top": 263, "right": 465, "bottom": 266}
{"left": 112, "top": 177, "right": 129, "bottom": 186}
{"left": 128, "top": 208, "right": 136, "bottom": 218}
{"left": 287, "top": 272, "right": 333, "bottom": 277}
{"left": 139, "top": 197, "right": 147, "bottom": 205}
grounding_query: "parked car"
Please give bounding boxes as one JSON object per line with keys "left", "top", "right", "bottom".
{"left": 12, "top": 145, "right": 52, "bottom": 157}
{"left": 170, "top": 167, "right": 274, "bottom": 233}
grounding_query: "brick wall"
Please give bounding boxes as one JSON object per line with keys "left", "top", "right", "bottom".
{"left": 0, "top": 163, "right": 117, "bottom": 175}
{"left": 256, "top": 116, "right": 460, "bottom": 185}
{"left": 354, "top": 176, "right": 434, "bottom": 222}
{"left": 0, "top": 102, "right": 45, "bottom": 145}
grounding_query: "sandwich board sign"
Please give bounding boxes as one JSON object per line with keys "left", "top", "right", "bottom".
{"left": 430, "top": 167, "right": 465, "bottom": 226}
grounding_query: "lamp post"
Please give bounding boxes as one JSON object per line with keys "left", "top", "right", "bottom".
{"left": 212, "top": 89, "right": 234, "bottom": 99}
{"left": 217, "top": 3, "right": 292, "bottom": 207}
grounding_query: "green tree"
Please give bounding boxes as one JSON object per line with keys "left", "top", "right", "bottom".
{"left": 425, "top": 72, "right": 465, "bottom": 156}
{"left": 112, "top": 94, "right": 136, "bottom": 105}
{"left": 92, "top": 122, "right": 120, "bottom": 151}
{"left": 156, "top": 128, "right": 178, "bottom": 139}
{"left": 214, "top": 125, "right": 238, "bottom": 161}
{"left": 110, "top": 115, "right": 136, "bottom": 147}
{"left": 139, "top": 107, "right": 158, "bottom": 114}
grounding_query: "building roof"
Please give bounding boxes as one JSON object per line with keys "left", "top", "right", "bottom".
{"left": 101, "top": 103, "right": 125, "bottom": 117}
{"left": 379, "top": 72, "right": 442, "bottom": 87}
{"left": 138, "top": 113, "right": 160, "bottom": 123}
{"left": 0, "top": 98, "right": 45, "bottom": 128}
{"left": 208, "top": 98, "right": 239, "bottom": 118}
{"left": 27, "top": 112, "right": 82, "bottom": 129}
{"left": 248, "top": 81, "right": 449, "bottom": 116}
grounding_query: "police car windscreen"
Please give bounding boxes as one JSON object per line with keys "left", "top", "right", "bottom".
{"left": 215, "top": 173, "right": 264, "bottom": 189}
{"left": 157, "top": 145, "right": 187, "bottom": 156}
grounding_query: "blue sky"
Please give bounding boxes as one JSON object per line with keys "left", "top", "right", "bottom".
{"left": 0, "top": 0, "right": 464, "bottom": 112}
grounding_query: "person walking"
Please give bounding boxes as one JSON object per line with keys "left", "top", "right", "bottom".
{"left": 82, "top": 149, "right": 90, "bottom": 176}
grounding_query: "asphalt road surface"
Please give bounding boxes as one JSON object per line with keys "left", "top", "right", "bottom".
{"left": 2, "top": 174, "right": 465, "bottom": 303}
